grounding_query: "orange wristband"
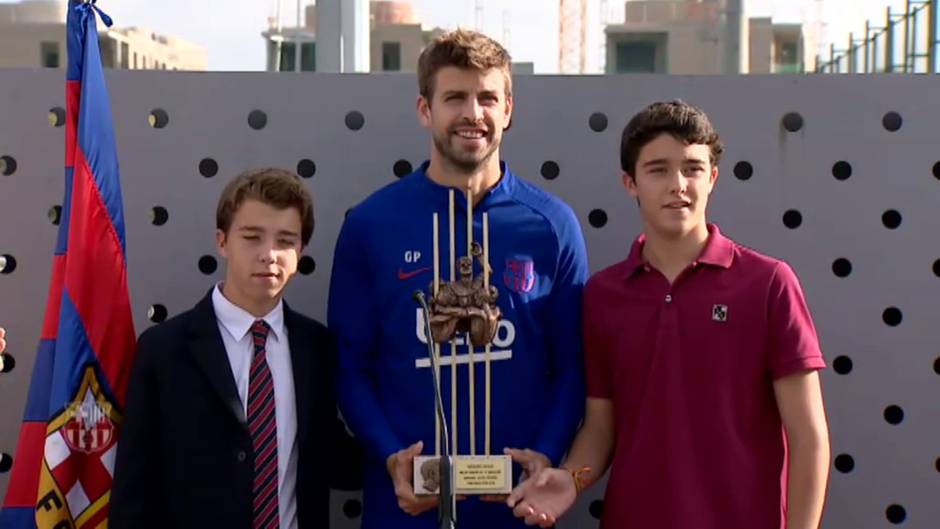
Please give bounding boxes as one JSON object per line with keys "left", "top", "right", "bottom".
{"left": 567, "top": 466, "right": 591, "bottom": 495}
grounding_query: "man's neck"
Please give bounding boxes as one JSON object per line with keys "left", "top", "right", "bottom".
{"left": 426, "top": 153, "right": 502, "bottom": 205}
{"left": 641, "top": 223, "right": 710, "bottom": 283}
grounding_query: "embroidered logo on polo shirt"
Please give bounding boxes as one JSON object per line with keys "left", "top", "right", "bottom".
{"left": 712, "top": 304, "right": 728, "bottom": 322}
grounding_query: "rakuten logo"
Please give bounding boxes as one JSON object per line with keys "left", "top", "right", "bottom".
{"left": 414, "top": 309, "right": 516, "bottom": 348}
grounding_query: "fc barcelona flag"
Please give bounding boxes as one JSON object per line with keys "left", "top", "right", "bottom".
{"left": 0, "top": 2, "right": 137, "bottom": 528}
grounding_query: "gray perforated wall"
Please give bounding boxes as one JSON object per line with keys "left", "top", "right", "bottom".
{"left": 0, "top": 69, "right": 938, "bottom": 528}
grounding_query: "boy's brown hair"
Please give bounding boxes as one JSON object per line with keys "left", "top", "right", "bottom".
{"left": 216, "top": 168, "right": 314, "bottom": 246}
{"left": 621, "top": 100, "right": 724, "bottom": 178}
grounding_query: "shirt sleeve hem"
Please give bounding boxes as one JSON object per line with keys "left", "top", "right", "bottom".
{"left": 772, "top": 355, "right": 826, "bottom": 380}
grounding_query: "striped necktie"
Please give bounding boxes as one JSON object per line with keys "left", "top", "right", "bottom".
{"left": 248, "top": 319, "right": 279, "bottom": 529}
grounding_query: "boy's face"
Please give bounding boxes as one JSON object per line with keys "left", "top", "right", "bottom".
{"left": 417, "top": 66, "right": 513, "bottom": 173}
{"left": 624, "top": 133, "right": 718, "bottom": 238}
{"left": 215, "top": 198, "right": 302, "bottom": 309}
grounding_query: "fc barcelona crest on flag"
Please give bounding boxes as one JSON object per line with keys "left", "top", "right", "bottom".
{"left": 58, "top": 369, "right": 117, "bottom": 455}
{"left": 37, "top": 367, "right": 121, "bottom": 528}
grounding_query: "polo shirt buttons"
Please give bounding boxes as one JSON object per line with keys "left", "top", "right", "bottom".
{"left": 665, "top": 294, "right": 673, "bottom": 303}
{"left": 236, "top": 450, "right": 247, "bottom": 463}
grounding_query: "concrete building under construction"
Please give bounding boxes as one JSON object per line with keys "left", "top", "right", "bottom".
{"left": 603, "top": 0, "right": 816, "bottom": 74}
{"left": 262, "top": 0, "right": 443, "bottom": 73}
{"left": 0, "top": 0, "right": 207, "bottom": 71}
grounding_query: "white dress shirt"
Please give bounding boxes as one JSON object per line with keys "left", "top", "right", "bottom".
{"left": 212, "top": 284, "right": 298, "bottom": 529}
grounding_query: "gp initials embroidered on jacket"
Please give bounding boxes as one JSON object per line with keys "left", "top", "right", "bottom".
{"left": 398, "top": 249, "right": 431, "bottom": 280}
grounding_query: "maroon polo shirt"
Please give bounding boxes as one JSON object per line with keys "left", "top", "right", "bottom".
{"left": 584, "top": 224, "right": 825, "bottom": 529}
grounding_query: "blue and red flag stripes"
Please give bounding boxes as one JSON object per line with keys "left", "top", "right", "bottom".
{"left": 0, "top": 2, "right": 136, "bottom": 528}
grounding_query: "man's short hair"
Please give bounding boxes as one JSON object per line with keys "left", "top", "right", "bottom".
{"left": 417, "top": 29, "right": 512, "bottom": 101}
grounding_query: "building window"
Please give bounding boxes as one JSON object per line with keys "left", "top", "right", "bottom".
{"left": 98, "top": 37, "right": 116, "bottom": 68}
{"left": 382, "top": 42, "right": 401, "bottom": 71}
{"left": 301, "top": 42, "right": 316, "bottom": 71}
{"left": 615, "top": 41, "right": 658, "bottom": 73}
{"left": 40, "top": 42, "right": 59, "bottom": 68}
{"left": 278, "top": 42, "right": 316, "bottom": 72}
{"left": 120, "top": 42, "right": 129, "bottom": 69}
{"left": 133, "top": 52, "right": 138, "bottom": 69}
{"left": 777, "top": 41, "right": 799, "bottom": 66}
{"left": 773, "top": 38, "right": 801, "bottom": 73}
{"left": 278, "top": 42, "right": 296, "bottom": 71}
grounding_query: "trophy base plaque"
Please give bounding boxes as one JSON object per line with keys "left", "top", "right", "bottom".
{"left": 414, "top": 454, "right": 512, "bottom": 496}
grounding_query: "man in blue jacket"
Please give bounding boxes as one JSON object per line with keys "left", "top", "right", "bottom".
{"left": 328, "top": 29, "right": 588, "bottom": 528}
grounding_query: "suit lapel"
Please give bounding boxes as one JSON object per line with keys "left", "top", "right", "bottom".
{"left": 187, "top": 289, "right": 248, "bottom": 428}
{"left": 284, "top": 302, "right": 314, "bottom": 443}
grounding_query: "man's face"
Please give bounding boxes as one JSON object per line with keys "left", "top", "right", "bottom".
{"left": 418, "top": 66, "right": 513, "bottom": 173}
{"left": 216, "top": 199, "right": 303, "bottom": 308}
{"left": 624, "top": 133, "right": 718, "bottom": 238}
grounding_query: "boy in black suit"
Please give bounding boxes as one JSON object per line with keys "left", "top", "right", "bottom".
{"left": 112, "top": 168, "right": 358, "bottom": 529}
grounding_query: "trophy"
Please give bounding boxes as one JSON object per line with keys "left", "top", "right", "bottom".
{"left": 413, "top": 188, "right": 512, "bottom": 497}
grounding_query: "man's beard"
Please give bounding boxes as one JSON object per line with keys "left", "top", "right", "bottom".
{"left": 432, "top": 129, "right": 499, "bottom": 174}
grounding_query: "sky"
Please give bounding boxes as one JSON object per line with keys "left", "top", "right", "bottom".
{"left": 1, "top": 0, "right": 911, "bottom": 71}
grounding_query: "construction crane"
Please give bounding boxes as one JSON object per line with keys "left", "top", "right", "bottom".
{"left": 559, "top": 0, "right": 588, "bottom": 73}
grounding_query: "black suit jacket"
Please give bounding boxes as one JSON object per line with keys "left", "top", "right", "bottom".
{"left": 111, "top": 290, "right": 360, "bottom": 529}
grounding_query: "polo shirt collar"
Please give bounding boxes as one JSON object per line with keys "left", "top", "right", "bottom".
{"left": 623, "top": 224, "right": 734, "bottom": 279}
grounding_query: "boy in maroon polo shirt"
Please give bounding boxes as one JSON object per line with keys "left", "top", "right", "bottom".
{"left": 506, "top": 100, "right": 830, "bottom": 529}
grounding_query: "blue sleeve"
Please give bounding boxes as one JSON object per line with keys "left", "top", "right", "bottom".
{"left": 328, "top": 211, "right": 404, "bottom": 462}
{"left": 531, "top": 206, "right": 588, "bottom": 464}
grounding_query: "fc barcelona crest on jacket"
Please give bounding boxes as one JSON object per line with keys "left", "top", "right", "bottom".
{"left": 504, "top": 259, "right": 535, "bottom": 293}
